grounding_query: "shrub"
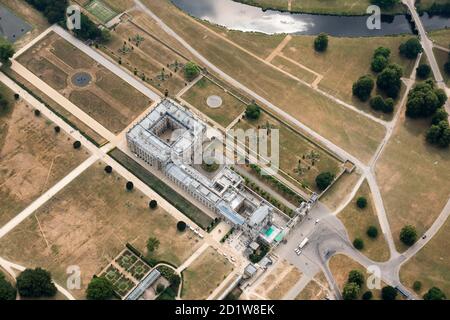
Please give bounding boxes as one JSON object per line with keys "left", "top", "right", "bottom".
{"left": 177, "top": 221, "right": 187, "bottom": 232}
{"left": 14, "top": 93, "right": 19, "bottom": 100}
{"left": 356, "top": 196, "right": 367, "bottom": 209}
{"left": 426, "top": 120, "right": 450, "bottom": 148}
{"left": 104, "top": 165, "right": 112, "bottom": 174}
{"left": 146, "top": 237, "right": 160, "bottom": 253}
{"left": 156, "top": 283, "right": 165, "bottom": 294}
{"left": 416, "top": 64, "right": 431, "bottom": 79}
{"left": 34, "top": 109, "right": 41, "bottom": 116}
{"left": 126, "top": 181, "right": 134, "bottom": 191}
{"left": 315, "top": 172, "right": 335, "bottom": 191}
{"left": 73, "top": 141, "right": 81, "bottom": 149}
{"left": 86, "top": 277, "right": 114, "bottom": 300}
{"left": 367, "top": 226, "right": 379, "bottom": 238}
{"left": 381, "top": 285, "right": 397, "bottom": 300}
{"left": 374, "top": 46, "right": 391, "bottom": 59}
{"left": 383, "top": 98, "right": 395, "bottom": 113}
{"left": 377, "top": 64, "right": 403, "bottom": 98}
{"left": 362, "top": 291, "right": 373, "bottom": 300}
{"left": 353, "top": 238, "right": 364, "bottom": 250}
{"left": 400, "top": 225, "right": 418, "bottom": 246}
{"left": 54, "top": 126, "right": 61, "bottom": 133}
{"left": 149, "top": 200, "right": 158, "bottom": 209}
{"left": 16, "top": 268, "right": 57, "bottom": 298}
{"left": 413, "top": 281, "right": 422, "bottom": 292}
{"left": 314, "top": 33, "right": 328, "bottom": 52}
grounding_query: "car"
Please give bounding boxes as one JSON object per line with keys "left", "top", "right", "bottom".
{"left": 296, "top": 250, "right": 302, "bottom": 256}
{"left": 315, "top": 219, "right": 320, "bottom": 224}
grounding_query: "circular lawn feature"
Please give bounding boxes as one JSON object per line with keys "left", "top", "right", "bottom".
{"left": 206, "top": 95, "right": 223, "bottom": 108}
{"left": 71, "top": 72, "right": 92, "bottom": 87}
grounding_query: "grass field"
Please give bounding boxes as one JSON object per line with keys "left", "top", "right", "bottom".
{"left": 281, "top": 35, "right": 416, "bottom": 117}
{"left": 18, "top": 32, "right": 152, "bottom": 134}
{"left": 233, "top": 0, "right": 405, "bottom": 15}
{"left": 338, "top": 181, "right": 390, "bottom": 262}
{"left": 329, "top": 254, "right": 385, "bottom": 300}
{"left": 182, "top": 247, "right": 233, "bottom": 300}
{"left": 433, "top": 48, "right": 450, "bottom": 87}
{"left": 400, "top": 217, "right": 450, "bottom": 298}
{"left": 0, "top": 162, "right": 202, "bottom": 299}
{"left": 233, "top": 111, "right": 343, "bottom": 193}
{"left": 430, "top": 29, "right": 450, "bottom": 48}
{"left": 85, "top": 0, "right": 118, "bottom": 24}
{"left": 182, "top": 77, "right": 246, "bottom": 127}
{"left": 103, "top": 0, "right": 135, "bottom": 12}
{"left": 319, "top": 171, "right": 360, "bottom": 211}
{"left": 295, "top": 272, "right": 330, "bottom": 300}
{"left": 109, "top": 149, "right": 214, "bottom": 229}
{"left": 376, "top": 116, "right": 450, "bottom": 252}
{"left": 270, "top": 55, "right": 317, "bottom": 84}
{"left": 0, "top": 86, "right": 89, "bottom": 228}
{"left": 142, "top": 0, "right": 386, "bottom": 164}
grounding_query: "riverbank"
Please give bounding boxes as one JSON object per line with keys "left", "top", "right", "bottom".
{"left": 231, "top": 0, "right": 406, "bottom": 16}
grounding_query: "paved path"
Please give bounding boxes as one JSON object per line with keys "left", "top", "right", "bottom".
{"left": 265, "top": 35, "right": 292, "bottom": 62}
{"left": 0, "top": 155, "right": 97, "bottom": 240}
{"left": 176, "top": 243, "right": 209, "bottom": 273}
{"left": 52, "top": 25, "right": 161, "bottom": 102}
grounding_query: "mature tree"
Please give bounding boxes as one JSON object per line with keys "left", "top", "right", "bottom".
{"left": 177, "top": 221, "right": 187, "bottom": 232}
{"left": 432, "top": 108, "right": 449, "bottom": 125}
{"left": 245, "top": 103, "right": 261, "bottom": 120}
{"left": 384, "top": 98, "right": 395, "bottom": 113}
{"left": 426, "top": 120, "right": 450, "bottom": 148}
{"left": 399, "top": 225, "right": 418, "bottom": 246}
{"left": 315, "top": 172, "right": 335, "bottom": 191}
{"left": 356, "top": 196, "right": 367, "bottom": 209}
{"left": 184, "top": 61, "right": 200, "bottom": 81}
{"left": 352, "top": 75, "right": 374, "bottom": 101}
{"left": 156, "top": 283, "right": 165, "bottom": 294}
{"left": 126, "top": 181, "right": 134, "bottom": 191}
{"left": 0, "top": 42, "right": 15, "bottom": 64}
{"left": 104, "top": 165, "right": 112, "bottom": 174}
{"left": 342, "top": 282, "right": 360, "bottom": 300}
{"left": 381, "top": 285, "right": 397, "bottom": 300}
{"left": 377, "top": 64, "right": 403, "bottom": 98}
{"left": 146, "top": 237, "right": 160, "bottom": 253}
{"left": 73, "top": 140, "right": 81, "bottom": 149}
{"left": 406, "top": 81, "right": 447, "bottom": 118}
{"left": 353, "top": 238, "right": 364, "bottom": 250}
{"left": 423, "top": 287, "right": 446, "bottom": 300}
{"left": 367, "top": 226, "right": 379, "bottom": 239}
{"left": 348, "top": 270, "right": 365, "bottom": 288}
{"left": 371, "top": 0, "right": 399, "bottom": 9}
{"left": 416, "top": 64, "right": 431, "bottom": 79}
{"left": 86, "top": 277, "right": 114, "bottom": 300}
{"left": 362, "top": 291, "right": 373, "bottom": 300}
{"left": 374, "top": 47, "right": 391, "bottom": 59}
{"left": 399, "top": 38, "right": 423, "bottom": 59}
{"left": 73, "top": 14, "right": 107, "bottom": 42}
{"left": 149, "top": 200, "right": 158, "bottom": 209}
{"left": 314, "top": 33, "right": 328, "bottom": 52}
{"left": 25, "top": 0, "right": 68, "bottom": 24}
{"left": 371, "top": 55, "right": 389, "bottom": 73}
{"left": 16, "top": 268, "right": 57, "bottom": 298}
{"left": 370, "top": 95, "right": 386, "bottom": 112}
{"left": 0, "top": 273, "right": 16, "bottom": 300}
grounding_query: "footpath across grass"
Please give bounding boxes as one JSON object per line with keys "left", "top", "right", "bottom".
{"left": 109, "top": 148, "right": 213, "bottom": 230}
